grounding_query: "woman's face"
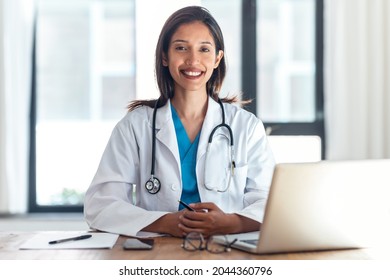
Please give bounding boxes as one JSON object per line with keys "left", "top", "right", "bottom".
{"left": 163, "top": 21, "right": 223, "bottom": 95}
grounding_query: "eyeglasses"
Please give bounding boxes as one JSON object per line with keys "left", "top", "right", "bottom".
{"left": 181, "top": 232, "right": 238, "bottom": 254}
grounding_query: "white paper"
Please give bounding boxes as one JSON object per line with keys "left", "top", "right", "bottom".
{"left": 19, "top": 232, "right": 119, "bottom": 250}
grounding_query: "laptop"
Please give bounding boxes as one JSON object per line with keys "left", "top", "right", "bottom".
{"left": 213, "top": 159, "right": 390, "bottom": 254}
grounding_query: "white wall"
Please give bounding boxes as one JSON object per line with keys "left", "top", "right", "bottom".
{"left": 325, "top": 0, "right": 390, "bottom": 160}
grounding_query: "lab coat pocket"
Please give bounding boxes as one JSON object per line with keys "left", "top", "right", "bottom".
{"left": 230, "top": 164, "right": 248, "bottom": 192}
{"left": 204, "top": 164, "right": 229, "bottom": 192}
{"left": 204, "top": 162, "right": 248, "bottom": 193}
{"left": 203, "top": 134, "right": 232, "bottom": 192}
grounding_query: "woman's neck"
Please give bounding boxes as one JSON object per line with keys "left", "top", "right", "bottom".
{"left": 170, "top": 91, "right": 208, "bottom": 121}
{"left": 170, "top": 90, "right": 208, "bottom": 142}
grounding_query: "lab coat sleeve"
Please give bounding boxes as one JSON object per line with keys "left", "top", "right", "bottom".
{"left": 236, "top": 119, "right": 275, "bottom": 224}
{"left": 84, "top": 122, "right": 168, "bottom": 236}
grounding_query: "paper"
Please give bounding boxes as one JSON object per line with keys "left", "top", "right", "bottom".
{"left": 19, "top": 232, "right": 119, "bottom": 250}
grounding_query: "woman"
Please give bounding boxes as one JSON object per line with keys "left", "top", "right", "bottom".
{"left": 84, "top": 6, "right": 275, "bottom": 238}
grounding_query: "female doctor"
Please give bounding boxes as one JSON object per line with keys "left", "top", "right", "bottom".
{"left": 84, "top": 6, "right": 275, "bottom": 238}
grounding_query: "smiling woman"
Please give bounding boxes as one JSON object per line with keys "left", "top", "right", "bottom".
{"left": 84, "top": 6, "right": 275, "bottom": 238}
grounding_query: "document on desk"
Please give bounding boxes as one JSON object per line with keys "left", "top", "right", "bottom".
{"left": 19, "top": 232, "right": 119, "bottom": 250}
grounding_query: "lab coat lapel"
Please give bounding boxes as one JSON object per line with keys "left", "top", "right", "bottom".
{"left": 153, "top": 100, "right": 181, "bottom": 170}
{"left": 197, "top": 97, "right": 222, "bottom": 161}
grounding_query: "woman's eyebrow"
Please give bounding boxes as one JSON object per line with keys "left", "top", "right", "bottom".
{"left": 171, "top": 39, "right": 187, "bottom": 44}
{"left": 200, "top": 41, "right": 213, "bottom": 46}
{"left": 171, "top": 39, "right": 214, "bottom": 46}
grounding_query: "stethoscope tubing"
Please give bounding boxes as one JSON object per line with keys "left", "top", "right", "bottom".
{"left": 150, "top": 99, "right": 159, "bottom": 177}
{"left": 146, "top": 98, "right": 235, "bottom": 194}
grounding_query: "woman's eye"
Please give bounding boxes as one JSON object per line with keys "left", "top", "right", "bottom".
{"left": 175, "top": 46, "right": 186, "bottom": 51}
{"left": 201, "top": 47, "right": 210, "bottom": 52}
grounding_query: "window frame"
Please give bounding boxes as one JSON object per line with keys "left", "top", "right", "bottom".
{"left": 29, "top": 0, "right": 325, "bottom": 212}
{"left": 242, "top": 0, "right": 325, "bottom": 158}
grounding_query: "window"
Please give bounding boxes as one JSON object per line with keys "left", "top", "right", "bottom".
{"left": 30, "top": 0, "right": 135, "bottom": 211}
{"left": 243, "top": 0, "right": 324, "bottom": 163}
{"left": 29, "top": 0, "right": 324, "bottom": 211}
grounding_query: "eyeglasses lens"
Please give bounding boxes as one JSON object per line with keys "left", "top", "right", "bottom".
{"left": 183, "top": 232, "right": 203, "bottom": 251}
{"left": 207, "top": 236, "right": 229, "bottom": 253}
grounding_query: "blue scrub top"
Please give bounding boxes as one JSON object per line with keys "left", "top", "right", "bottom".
{"left": 171, "top": 105, "right": 201, "bottom": 210}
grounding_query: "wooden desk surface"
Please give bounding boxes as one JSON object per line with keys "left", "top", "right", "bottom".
{"left": 0, "top": 231, "right": 388, "bottom": 260}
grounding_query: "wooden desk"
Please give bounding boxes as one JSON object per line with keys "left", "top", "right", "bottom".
{"left": 0, "top": 231, "right": 388, "bottom": 260}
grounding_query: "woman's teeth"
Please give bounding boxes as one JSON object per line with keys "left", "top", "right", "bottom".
{"left": 183, "top": 71, "right": 202, "bottom": 77}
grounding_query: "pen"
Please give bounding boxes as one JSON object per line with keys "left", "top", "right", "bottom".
{"left": 48, "top": 234, "right": 92, "bottom": 245}
{"left": 178, "top": 200, "right": 195, "bottom": 211}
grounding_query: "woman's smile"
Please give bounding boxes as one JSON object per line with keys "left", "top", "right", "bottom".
{"left": 181, "top": 68, "right": 204, "bottom": 79}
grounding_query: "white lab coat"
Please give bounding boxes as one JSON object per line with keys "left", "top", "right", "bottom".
{"left": 84, "top": 97, "right": 275, "bottom": 236}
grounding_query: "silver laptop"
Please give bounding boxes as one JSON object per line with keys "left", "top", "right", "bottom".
{"left": 213, "top": 159, "right": 390, "bottom": 254}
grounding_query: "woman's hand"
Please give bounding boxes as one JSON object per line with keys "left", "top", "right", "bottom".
{"left": 143, "top": 202, "right": 260, "bottom": 237}
{"left": 178, "top": 202, "right": 260, "bottom": 237}
{"left": 141, "top": 211, "right": 184, "bottom": 237}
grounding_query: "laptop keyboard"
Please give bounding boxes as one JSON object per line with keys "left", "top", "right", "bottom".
{"left": 241, "top": 239, "right": 258, "bottom": 246}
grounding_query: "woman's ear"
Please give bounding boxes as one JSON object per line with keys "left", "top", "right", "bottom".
{"left": 214, "top": 50, "right": 224, "bottom": 69}
{"left": 162, "top": 53, "right": 168, "bottom": 67}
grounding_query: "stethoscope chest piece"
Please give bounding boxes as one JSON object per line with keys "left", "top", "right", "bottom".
{"left": 145, "top": 176, "right": 161, "bottom": 194}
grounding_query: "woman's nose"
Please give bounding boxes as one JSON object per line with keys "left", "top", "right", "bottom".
{"left": 185, "top": 51, "right": 199, "bottom": 65}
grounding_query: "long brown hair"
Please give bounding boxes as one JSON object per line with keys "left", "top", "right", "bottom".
{"left": 128, "top": 6, "right": 247, "bottom": 111}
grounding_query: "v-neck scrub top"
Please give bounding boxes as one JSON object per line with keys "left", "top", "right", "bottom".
{"left": 171, "top": 105, "right": 201, "bottom": 210}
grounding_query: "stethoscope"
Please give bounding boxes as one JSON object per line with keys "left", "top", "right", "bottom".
{"left": 145, "top": 98, "right": 236, "bottom": 194}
